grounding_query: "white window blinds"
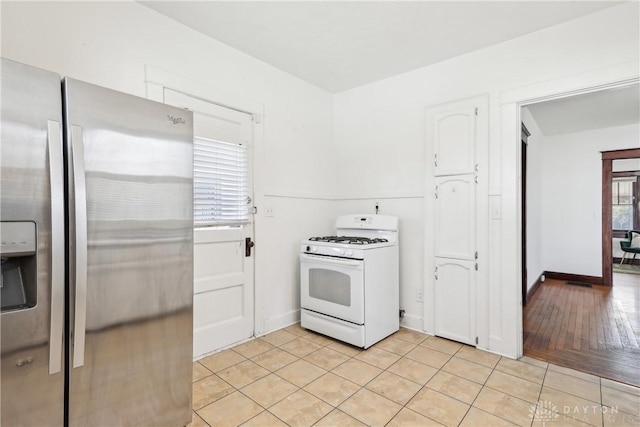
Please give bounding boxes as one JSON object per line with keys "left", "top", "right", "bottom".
{"left": 194, "top": 136, "right": 249, "bottom": 227}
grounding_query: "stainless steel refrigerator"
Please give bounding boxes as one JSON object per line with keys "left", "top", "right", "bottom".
{"left": 1, "top": 58, "right": 194, "bottom": 426}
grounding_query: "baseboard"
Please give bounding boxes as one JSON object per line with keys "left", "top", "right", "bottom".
{"left": 263, "top": 309, "right": 300, "bottom": 334}
{"left": 399, "top": 314, "right": 423, "bottom": 332}
{"left": 613, "top": 257, "right": 640, "bottom": 266}
{"left": 263, "top": 309, "right": 421, "bottom": 336}
{"left": 525, "top": 273, "right": 544, "bottom": 304}
{"left": 544, "top": 271, "right": 604, "bottom": 286}
{"left": 193, "top": 335, "right": 255, "bottom": 361}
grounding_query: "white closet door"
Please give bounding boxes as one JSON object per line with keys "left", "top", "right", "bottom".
{"left": 435, "top": 175, "right": 476, "bottom": 260}
{"left": 434, "top": 258, "right": 476, "bottom": 345}
{"left": 434, "top": 108, "right": 476, "bottom": 176}
{"left": 425, "top": 95, "right": 486, "bottom": 347}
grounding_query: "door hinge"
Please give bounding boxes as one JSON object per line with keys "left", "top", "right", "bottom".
{"left": 475, "top": 336, "right": 479, "bottom": 345}
{"left": 475, "top": 107, "right": 478, "bottom": 116}
{"left": 475, "top": 175, "right": 479, "bottom": 184}
{"left": 434, "top": 153, "right": 438, "bottom": 168}
{"left": 475, "top": 251, "right": 478, "bottom": 260}
{"left": 475, "top": 263, "right": 478, "bottom": 271}
{"left": 251, "top": 206, "right": 258, "bottom": 214}
{"left": 435, "top": 185, "right": 438, "bottom": 199}
{"left": 434, "top": 266, "right": 438, "bottom": 280}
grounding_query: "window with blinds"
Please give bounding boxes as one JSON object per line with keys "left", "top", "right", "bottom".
{"left": 194, "top": 136, "right": 249, "bottom": 227}
{"left": 612, "top": 176, "right": 638, "bottom": 231}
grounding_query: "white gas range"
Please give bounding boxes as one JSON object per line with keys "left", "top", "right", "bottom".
{"left": 300, "top": 214, "right": 399, "bottom": 348}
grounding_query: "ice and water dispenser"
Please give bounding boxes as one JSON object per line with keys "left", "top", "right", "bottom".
{"left": 1, "top": 222, "right": 37, "bottom": 312}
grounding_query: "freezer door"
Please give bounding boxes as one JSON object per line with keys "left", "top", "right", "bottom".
{"left": 0, "top": 59, "right": 65, "bottom": 426}
{"left": 63, "top": 78, "right": 194, "bottom": 427}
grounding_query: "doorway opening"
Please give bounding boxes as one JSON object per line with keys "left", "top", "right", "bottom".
{"left": 606, "top": 154, "right": 640, "bottom": 279}
{"left": 520, "top": 83, "right": 640, "bottom": 386}
{"left": 521, "top": 123, "right": 530, "bottom": 306}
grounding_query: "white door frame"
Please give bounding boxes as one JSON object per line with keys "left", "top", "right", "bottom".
{"left": 500, "top": 61, "right": 639, "bottom": 359}
{"left": 144, "top": 66, "right": 267, "bottom": 339}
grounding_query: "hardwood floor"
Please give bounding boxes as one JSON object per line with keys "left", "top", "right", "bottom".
{"left": 524, "top": 273, "right": 640, "bottom": 387}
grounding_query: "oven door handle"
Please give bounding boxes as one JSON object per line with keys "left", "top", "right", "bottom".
{"left": 300, "top": 253, "right": 363, "bottom": 267}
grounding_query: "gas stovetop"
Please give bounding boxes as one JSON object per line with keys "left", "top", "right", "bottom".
{"left": 308, "top": 236, "right": 389, "bottom": 245}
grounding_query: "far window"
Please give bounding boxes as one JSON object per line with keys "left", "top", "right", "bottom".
{"left": 193, "top": 136, "right": 249, "bottom": 227}
{"left": 612, "top": 175, "right": 639, "bottom": 232}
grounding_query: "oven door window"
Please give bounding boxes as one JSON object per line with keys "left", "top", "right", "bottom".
{"left": 309, "top": 269, "right": 350, "bottom": 306}
{"left": 300, "top": 255, "right": 364, "bottom": 324}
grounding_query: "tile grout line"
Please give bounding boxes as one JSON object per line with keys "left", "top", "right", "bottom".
{"left": 446, "top": 345, "right": 479, "bottom": 426}
{"left": 599, "top": 376, "right": 604, "bottom": 427}
{"left": 251, "top": 332, "right": 380, "bottom": 425}
{"left": 245, "top": 336, "right": 324, "bottom": 420}
{"left": 380, "top": 340, "right": 440, "bottom": 426}
{"left": 455, "top": 353, "right": 515, "bottom": 427}
{"left": 273, "top": 333, "right": 398, "bottom": 426}
{"left": 311, "top": 334, "right": 482, "bottom": 425}
{"left": 530, "top": 359, "right": 549, "bottom": 427}
{"left": 320, "top": 334, "right": 430, "bottom": 425}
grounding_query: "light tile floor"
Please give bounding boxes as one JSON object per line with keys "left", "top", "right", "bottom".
{"left": 189, "top": 324, "right": 640, "bottom": 427}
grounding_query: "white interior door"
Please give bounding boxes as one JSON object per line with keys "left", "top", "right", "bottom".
{"left": 164, "top": 89, "right": 255, "bottom": 357}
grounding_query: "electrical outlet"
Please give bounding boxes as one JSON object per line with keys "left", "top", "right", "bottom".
{"left": 265, "top": 207, "right": 274, "bottom": 217}
{"left": 416, "top": 289, "right": 424, "bottom": 302}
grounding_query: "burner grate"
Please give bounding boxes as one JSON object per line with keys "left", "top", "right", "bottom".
{"left": 308, "top": 235, "right": 388, "bottom": 245}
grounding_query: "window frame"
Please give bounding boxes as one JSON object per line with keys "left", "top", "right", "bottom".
{"left": 612, "top": 170, "right": 640, "bottom": 238}
{"left": 193, "top": 134, "right": 251, "bottom": 229}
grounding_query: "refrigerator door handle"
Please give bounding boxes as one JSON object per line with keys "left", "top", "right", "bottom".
{"left": 48, "top": 120, "right": 64, "bottom": 375}
{"left": 71, "top": 125, "right": 88, "bottom": 369}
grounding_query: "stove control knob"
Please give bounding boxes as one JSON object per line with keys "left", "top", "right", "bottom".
{"left": 307, "top": 245, "right": 317, "bottom": 253}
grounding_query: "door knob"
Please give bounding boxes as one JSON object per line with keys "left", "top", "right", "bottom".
{"left": 245, "top": 237, "right": 255, "bottom": 257}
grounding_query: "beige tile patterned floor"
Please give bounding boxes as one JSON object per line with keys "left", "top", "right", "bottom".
{"left": 189, "top": 324, "right": 640, "bottom": 427}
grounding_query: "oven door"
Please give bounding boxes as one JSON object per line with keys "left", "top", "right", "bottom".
{"left": 300, "top": 253, "right": 364, "bottom": 324}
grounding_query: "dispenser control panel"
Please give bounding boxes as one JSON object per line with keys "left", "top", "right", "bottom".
{"left": 1, "top": 222, "right": 36, "bottom": 256}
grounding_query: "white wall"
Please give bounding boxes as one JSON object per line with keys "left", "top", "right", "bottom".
{"left": 0, "top": 1, "right": 336, "bottom": 334}
{"left": 333, "top": 2, "right": 639, "bottom": 356}
{"left": 539, "top": 124, "right": 640, "bottom": 277}
{"left": 521, "top": 108, "right": 544, "bottom": 291}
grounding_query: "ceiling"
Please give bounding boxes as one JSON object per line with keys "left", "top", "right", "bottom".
{"left": 140, "top": 1, "right": 620, "bottom": 93}
{"left": 525, "top": 84, "right": 640, "bottom": 136}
